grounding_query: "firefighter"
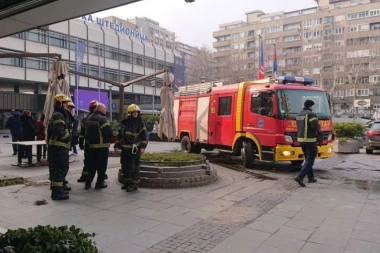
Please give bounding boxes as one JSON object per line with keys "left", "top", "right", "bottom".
{"left": 77, "top": 100, "right": 97, "bottom": 182}
{"left": 114, "top": 104, "right": 148, "bottom": 192}
{"left": 84, "top": 103, "right": 113, "bottom": 189}
{"left": 48, "top": 94, "right": 72, "bottom": 200}
{"left": 294, "top": 100, "right": 321, "bottom": 187}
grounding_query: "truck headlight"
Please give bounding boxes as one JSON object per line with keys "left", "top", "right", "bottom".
{"left": 327, "top": 134, "right": 333, "bottom": 141}
{"left": 280, "top": 151, "right": 295, "bottom": 156}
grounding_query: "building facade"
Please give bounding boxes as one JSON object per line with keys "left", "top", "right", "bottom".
{"left": 0, "top": 16, "right": 181, "bottom": 128}
{"left": 213, "top": 0, "right": 380, "bottom": 116}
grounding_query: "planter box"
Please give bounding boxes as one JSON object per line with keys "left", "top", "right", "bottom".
{"left": 333, "top": 139, "right": 360, "bottom": 153}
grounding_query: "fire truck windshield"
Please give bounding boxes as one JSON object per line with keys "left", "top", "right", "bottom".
{"left": 277, "top": 89, "right": 331, "bottom": 120}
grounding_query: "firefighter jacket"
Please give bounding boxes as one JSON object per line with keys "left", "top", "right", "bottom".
{"left": 84, "top": 111, "right": 113, "bottom": 148}
{"left": 48, "top": 108, "right": 71, "bottom": 149}
{"left": 115, "top": 116, "right": 148, "bottom": 150}
{"left": 296, "top": 108, "right": 321, "bottom": 143}
{"left": 78, "top": 112, "right": 93, "bottom": 147}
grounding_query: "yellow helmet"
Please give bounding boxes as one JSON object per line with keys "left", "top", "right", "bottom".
{"left": 54, "top": 94, "right": 71, "bottom": 108}
{"left": 127, "top": 104, "right": 141, "bottom": 114}
{"left": 68, "top": 101, "right": 75, "bottom": 108}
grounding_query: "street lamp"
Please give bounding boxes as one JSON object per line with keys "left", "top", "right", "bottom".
{"left": 151, "top": 80, "right": 156, "bottom": 115}
{"left": 108, "top": 85, "right": 113, "bottom": 122}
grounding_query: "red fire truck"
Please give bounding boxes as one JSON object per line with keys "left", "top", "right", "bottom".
{"left": 174, "top": 76, "right": 334, "bottom": 168}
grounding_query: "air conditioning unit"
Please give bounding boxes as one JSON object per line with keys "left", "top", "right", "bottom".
{"left": 318, "top": 49, "right": 321, "bottom": 52}
{"left": 340, "top": 96, "right": 344, "bottom": 100}
{"left": 308, "top": 38, "right": 312, "bottom": 41}
{"left": 304, "top": 27, "right": 308, "bottom": 30}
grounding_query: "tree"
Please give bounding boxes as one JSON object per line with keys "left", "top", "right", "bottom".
{"left": 184, "top": 46, "right": 214, "bottom": 85}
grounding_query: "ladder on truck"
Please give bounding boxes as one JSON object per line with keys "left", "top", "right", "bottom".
{"left": 178, "top": 82, "right": 220, "bottom": 96}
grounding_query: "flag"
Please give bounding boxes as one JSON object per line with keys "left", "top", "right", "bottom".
{"left": 258, "top": 37, "right": 265, "bottom": 79}
{"left": 75, "top": 40, "right": 85, "bottom": 87}
{"left": 273, "top": 44, "right": 278, "bottom": 78}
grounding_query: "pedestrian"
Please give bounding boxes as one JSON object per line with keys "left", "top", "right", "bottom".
{"left": 20, "top": 110, "right": 35, "bottom": 166}
{"left": 151, "top": 121, "right": 159, "bottom": 141}
{"left": 5, "top": 110, "right": 22, "bottom": 155}
{"left": 115, "top": 104, "right": 148, "bottom": 192}
{"left": 84, "top": 103, "right": 113, "bottom": 190}
{"left": 294, "top": 100, "right": 321, "bottom": 187}
{"left": 77, "top": 100, "right": 98, "bottom": 182}
{"left": 67, "top": 102, "right": 79, "bottom": 155}
{"left": 47, "top": 94, "right": 72, "bottom": 200}
{"left": 35, "top": 114, "right": 47, "bottom": 162}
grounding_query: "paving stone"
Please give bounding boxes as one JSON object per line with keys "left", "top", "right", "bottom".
{"left": 346, "top": 238, "right": 380, "bottom": 253}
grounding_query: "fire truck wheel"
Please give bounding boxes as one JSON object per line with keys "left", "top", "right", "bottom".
{"left": 241, "top": 141, "right": 255, "bottom": 168}
{"left": 180, "top": 136, "right": 201, "bottom": 153}
{"left": 291, "top": 160, "right": 304, "bottom": 166}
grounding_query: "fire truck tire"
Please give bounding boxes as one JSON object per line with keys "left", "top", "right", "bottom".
{"left": 291, "top": 160, "right": 304, "bottom": 166}
{"left": 241, "top": 141, "right": 255, "bottom": 168}
{"left": 180, "top": 136, "right": 201, "bottom": 153}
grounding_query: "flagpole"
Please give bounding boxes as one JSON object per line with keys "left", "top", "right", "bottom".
{"left": 273, "top": 42, "right": 278, "bottom": 79}
{"left": 98, "top": 43, "right": 101, "bottom": 102}
{"left": 75, "top": 38, "right": 79, "bottom": 115}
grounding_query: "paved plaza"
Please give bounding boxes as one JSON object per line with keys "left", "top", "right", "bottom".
{"left": 0, "top": 135, "right": 380, "bottom": 253}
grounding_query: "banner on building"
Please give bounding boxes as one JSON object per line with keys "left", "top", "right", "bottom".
{"left": 354, "top": 99, "right": 371, "bottom": 108}
{"left": 174, "top": 56, "right": 185, "bottom": 90}
{"left": 73, "top": 89, "right": 108, "bottom": 111}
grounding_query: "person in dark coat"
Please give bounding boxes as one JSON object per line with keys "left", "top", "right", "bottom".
{"left": 84, "top": 103, "right": 113, "bottom": 190}
{"left": 294, "top": 100, "right": 322, "bottom": 187}
{"left": 47, "top": 94, "right": 72, "bottom": 200}
{"left": 67, "top": 102, "right": 79, "bottom": 155}
{"left": 5, "top": 110, "right": 22, "bottom": 155}
{"left": 36, "top": 114, "right": 47, "bottom": 162}
{"left": 77, "top": 100, "right": 98, "bottom": 182}
{"left": 20, "top": 110, "right": 35, "bottom": 166}
{"left": 114, "top": 104, "right": 148, "bottom": 192}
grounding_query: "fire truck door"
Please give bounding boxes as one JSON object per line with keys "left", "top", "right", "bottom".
{"left": 208, "top": 94, "right": 234, "bottom": 146}
{"left": 243, "top": 91, "right": 277, "bottom": 147}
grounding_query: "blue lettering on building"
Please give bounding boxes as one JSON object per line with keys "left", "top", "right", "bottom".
{"left": 81, "top": 15, "right": 148, "bottom": 41}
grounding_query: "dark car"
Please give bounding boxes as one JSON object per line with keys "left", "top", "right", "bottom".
{"left": 365, "top": 121, "right": 380, "bottom": 154}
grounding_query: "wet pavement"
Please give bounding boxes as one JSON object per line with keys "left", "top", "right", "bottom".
{"left": 0, "top": 136, "right": 380, "bottom": 253}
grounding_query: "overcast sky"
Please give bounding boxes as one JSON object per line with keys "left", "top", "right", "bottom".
{"left": 96, "top": 0, "right": 318, "bottom": 49}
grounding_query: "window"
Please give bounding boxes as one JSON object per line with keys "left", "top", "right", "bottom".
{"left": 250, "top": 92, "right": 273, "bottom": 117}
{"left": 218, "top": 97, "right": 232, "bottom": 116}
{"left": 49, "top": 31, "right": 67, "bottom": 48}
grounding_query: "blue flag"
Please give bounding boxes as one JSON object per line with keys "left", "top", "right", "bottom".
{"left": 273, "top": 44, "right": 278, "bottom": 78}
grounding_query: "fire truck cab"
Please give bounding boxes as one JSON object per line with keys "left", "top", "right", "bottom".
{"left": 174, "top": 76, "right": 334, "bottom": 168}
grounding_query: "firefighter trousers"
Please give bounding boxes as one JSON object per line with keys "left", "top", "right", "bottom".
{"left": 86, "top": 148, "right": 109, "bottom": 184}
{"left": 121, "top": 148, "right": 141, "bottom": 186}
{"left": 49, "top": 145, "right": 69, "bottom": 183}
{"left": 79, "top": 145, "right": 90, "bottom": 178}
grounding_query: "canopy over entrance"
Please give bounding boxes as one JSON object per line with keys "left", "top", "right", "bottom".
{"left": 0, "top": 0, "right": 141, "bottom": 38}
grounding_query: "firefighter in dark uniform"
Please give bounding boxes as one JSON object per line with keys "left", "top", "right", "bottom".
{"left": 84, "top": 103, "right": 113, "bottom": 189}
{"left": 77, "top": 100, "right": 98, "bottom": 182}
{"left": 48, "top": 94, "right": 72, "bottom": 200}
{"left": 294, "top": 99, "right": 321, "bottom": 187}
{"left": 114, "top": 104, "right": 148, "bottom": 192}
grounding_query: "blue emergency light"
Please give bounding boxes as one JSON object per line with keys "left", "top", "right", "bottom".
{"left": 277, "top": 76, "right": 314, "bottom": 85}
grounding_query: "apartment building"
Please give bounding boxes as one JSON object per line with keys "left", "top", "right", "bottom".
{"left": 213, "top": 0, "right": 380, "bottom": 115}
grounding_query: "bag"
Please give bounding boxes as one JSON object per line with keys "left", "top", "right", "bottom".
{"left": 34, "top": 124, "right": 41, "bottom": 135}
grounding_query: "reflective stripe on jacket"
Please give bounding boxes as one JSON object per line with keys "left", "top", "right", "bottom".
{"left": 48, "top": 109, "right": 71, "bottom": 149}
{"left": 296, "top": 108, "right": 320, "bottom": 143}
{"left": 85, "top": 111, "right": 113, "bottom": 148}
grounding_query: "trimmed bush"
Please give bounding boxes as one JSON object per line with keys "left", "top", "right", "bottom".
{"left": 141, "top": 152, "right": 204, "bottom": 166}
{"left": 0, "top": 225, "right": 98, "bottom": 253}
{"left": 334, "top": 122, "right": 365, "bottom": 139}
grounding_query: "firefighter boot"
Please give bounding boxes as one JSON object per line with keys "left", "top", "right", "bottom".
{"left": 121, "top": 179, "right": 132, "bottom": 190}
{"left": 77, "top": 175, "right": 87, "bottom": 183}
{"left": 51, "top": 187, "right": 69, "bottom": 201}
{"left": 126, "top": 184, "right": 138, "bottom": 192}
{"left": 95, "top": 181, "right": 107, "bottom": 189}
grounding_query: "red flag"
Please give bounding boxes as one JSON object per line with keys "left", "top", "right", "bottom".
{"left": 258, "top": 37, "right": 265, "bottom": 79}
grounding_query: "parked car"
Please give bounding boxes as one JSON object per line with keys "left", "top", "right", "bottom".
{"left": 365, "top": 121, "right": 380, "bottom": 154}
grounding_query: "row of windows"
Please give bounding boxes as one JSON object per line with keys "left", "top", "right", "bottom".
{"left": 0, "top": 56, "right": 170, "bottom": 85}
{"left": 348, "top": 9, "right": 380, "bottom": 20}
{"left": 13, "top": 30, "right": 172, "bottom": 71}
